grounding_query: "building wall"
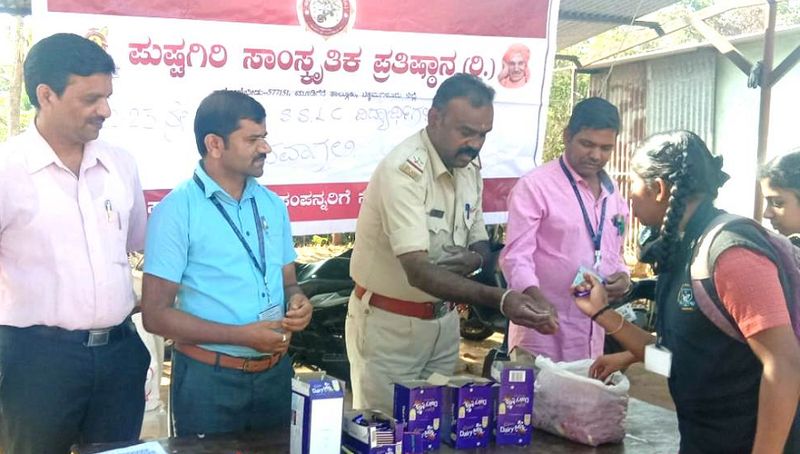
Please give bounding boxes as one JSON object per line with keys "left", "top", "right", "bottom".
{"left": 646, "top": 49, "right": 717, "bottom": 151}
{"left": 714, "top": 28, "right": 800, "bottom": 217}
{"left": 590, "top": 63, "right": 647, "bottom": 258}
{"left": 589, "top": 49, "right": 716, "bottom": 258}
{"left": 588, "top": 29, "right": 800, "bottom": 255}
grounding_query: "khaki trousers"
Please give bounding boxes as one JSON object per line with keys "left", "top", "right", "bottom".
{"left": 345, "top": 289, "right": 459, "bottom": 413}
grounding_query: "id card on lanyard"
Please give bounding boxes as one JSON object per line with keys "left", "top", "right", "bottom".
{"left": 559, "top": 157, "right": 607, "bottom": 270}
{"left": 193, "top": 172, "right": 273, "bottom": 309}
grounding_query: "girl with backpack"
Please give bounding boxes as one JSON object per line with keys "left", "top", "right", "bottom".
{"left": 760, "top": 149, "right": 800, "bottom": 246}
{"left": 573, "top": 130, "right": 800, "bottom": 453}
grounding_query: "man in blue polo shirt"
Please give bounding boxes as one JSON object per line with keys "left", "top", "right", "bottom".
{"left": 141, "top": 90, "right": 312, "bottom": 436}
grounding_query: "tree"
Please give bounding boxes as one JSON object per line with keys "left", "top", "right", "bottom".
{"left": 542, "top": 65, "right": 589, "bottom": 163}
{"left": 0, "top": 14, "right": 32, "bottom": 142}
{"left": 8, "top": 15, "right": 29, "bottom": 138}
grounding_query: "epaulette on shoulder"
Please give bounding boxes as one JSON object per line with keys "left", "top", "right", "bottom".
{"left": 399, "top": 151, "right": 427, "bottom": 181}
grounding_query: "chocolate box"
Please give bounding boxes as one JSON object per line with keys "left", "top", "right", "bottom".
{"left": 341, "top": 409, "right": 404, "bottom": 454}
{"left": 290, "top": 373, "right": 344, "bottom": 454}
{"left": 491, "top": 362, "right": 534, "bottom": 446}
{"left": 393, "top": 381, "right": 443, "bottom": 451}
{"left": 440, "top": 376, "right": 495, "bottom": 449}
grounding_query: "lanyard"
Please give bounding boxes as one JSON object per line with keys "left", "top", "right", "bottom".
{"left": 559, "top": 157, "right": 607, "bottom": 269}
{"left": 193, "top": 173, "right": 268, "bottom": 284}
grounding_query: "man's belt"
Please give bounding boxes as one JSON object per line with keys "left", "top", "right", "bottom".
{"left": 174, "top": 343, "right": 283, "bottom": 373}
{"left": 3, "top": 318, "right": 135, "bottom": 347}
{"left": 354, "top": 284, "right": 454, "bottom": 320}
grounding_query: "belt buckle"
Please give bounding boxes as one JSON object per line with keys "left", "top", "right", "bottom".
{"left": 242, "top": 356, "right": 271, "bottom": 373}
{"left": 85, "top": 329, "right": 111, "bottom": 347}
{"left": 433, "top": 301, "right": 450, "bottom": 318}
{"left": 241, "top": 357, "right": 255, "bottom": 373}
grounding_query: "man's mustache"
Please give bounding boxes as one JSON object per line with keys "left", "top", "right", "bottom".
{"left": 457, "top": 147, "right": 480, "bottom": 159}
{"left": 253, "top": 153, "right": 267, "bottom": 163}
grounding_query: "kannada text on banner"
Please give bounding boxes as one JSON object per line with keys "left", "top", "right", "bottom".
{"left": 33, "top": 0, "right": 560, "bottom": 234}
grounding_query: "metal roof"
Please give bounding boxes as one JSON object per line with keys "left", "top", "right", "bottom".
{"left": 584, "top": 24, "right": 800, "bottom": 68}
{"left": 0, "top": 0, "right": 27, "bottom": 15}
{"left": 557, "top": 0, "right": 679, "bottom": 49}
{"left": 2, "top": 0, "right": 678, "bottom": 50}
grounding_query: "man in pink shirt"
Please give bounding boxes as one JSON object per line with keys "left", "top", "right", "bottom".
{"left": 500, "top": 97, "right": 630, "bottom": 362}
{"left": 0, "top": 34, "right": 149, "bottom": 454}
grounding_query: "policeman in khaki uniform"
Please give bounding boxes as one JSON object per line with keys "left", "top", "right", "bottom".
{"left": 346, "top": 73, "right": 560, "bottom": 412}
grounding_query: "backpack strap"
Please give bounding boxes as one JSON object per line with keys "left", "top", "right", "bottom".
{"left": 690, "top": 214, "right": 748, "bottom": 342}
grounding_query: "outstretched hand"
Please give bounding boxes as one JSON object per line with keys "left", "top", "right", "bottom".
{"left": 503, "top": 291, "right": 559, "bottom": 334}
{"left": 590, "top": 351, "right": 637, "bottom": 382}
{"left": 572, "top": 272, "right": 609, "bottom": 318}
{"left": 604, "top": 272, "right": 631, "bottom": 301}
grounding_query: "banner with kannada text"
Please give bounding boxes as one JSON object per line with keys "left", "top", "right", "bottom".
{"left": 33, "top": 0, "right": 560, "bottom": 234}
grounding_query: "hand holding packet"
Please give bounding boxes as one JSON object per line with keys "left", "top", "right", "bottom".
{"left": 572, "top": 266, "right": 605, "bottom": 297}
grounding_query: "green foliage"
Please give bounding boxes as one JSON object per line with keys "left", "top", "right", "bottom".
{"left": 542, "top": 66, "right": 589, "bottom": 163}
{"left": 311, "top": 234, "right": 329, "bottom": 246}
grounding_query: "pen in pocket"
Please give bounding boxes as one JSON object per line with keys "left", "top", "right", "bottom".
{"left": 104, "top": 200, "right": 122, "bottom": 230}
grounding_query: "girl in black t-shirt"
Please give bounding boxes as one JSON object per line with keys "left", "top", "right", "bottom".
{"left": 574, "top": 130, "right": 800, "bottom": 454}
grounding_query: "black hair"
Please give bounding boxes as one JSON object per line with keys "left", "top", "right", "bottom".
{"left": 24, "top": 33, "right": 115, "bottom": 109}
{"left": 759, "top": 148, "right": 800, "bottom": 199}
{"left": 431, "top": 73, "right": 495, "bottom": 110}
{"left": 194, "top": 90, "right": 266, "bottom": 157}
{"left": 631, "top": 130, "right": 729, "bottom": 270}
{"left": 565, "top": 97, "right": 620, "bottom": 136}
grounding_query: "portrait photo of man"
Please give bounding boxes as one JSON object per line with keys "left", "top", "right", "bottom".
{"left": 498, "top": 43, "right": 531, "bottom": 89}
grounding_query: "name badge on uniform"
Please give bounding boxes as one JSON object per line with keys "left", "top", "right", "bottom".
{"left": 645, "top": 344, "right": 672, "bottom": 378}
{"left": 258, "top": 304, "right": 283, "bottom": 321}
{"left": 429, "top": 209, "right": 444, "bottom": 218}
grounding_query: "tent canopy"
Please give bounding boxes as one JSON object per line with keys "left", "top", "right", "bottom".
{"left": 1, "top": 0, "right": 679, "bottom": 50}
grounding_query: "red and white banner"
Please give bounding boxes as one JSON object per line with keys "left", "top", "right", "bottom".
{"left": 33, "top": 0, "right": 560, "bottom": 234}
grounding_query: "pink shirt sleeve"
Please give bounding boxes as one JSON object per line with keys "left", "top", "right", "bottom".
{"left": 713, "top": 247, "right": 791, "bottom": 338}
{"left": 500, "top": 177, "right": 542, "bottom": 292}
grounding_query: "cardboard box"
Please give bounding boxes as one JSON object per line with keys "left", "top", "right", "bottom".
{"left": 290, "top": 373, "right": 344, "bottom": 454}
{"left": 491, "top": 361, "right": 534, "bottom": 446}
{"left": 393, "top": 381, "right": 443, "bottom": 451}
{"left": 341, "top": 409, "right": 403, "bottom": 454}
{"left": 440, "top": 376, "right": 495, "bottom": 449}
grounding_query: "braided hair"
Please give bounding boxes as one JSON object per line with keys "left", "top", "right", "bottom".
{"left": 631, "top": 131, "right": 729, "bottom": 271}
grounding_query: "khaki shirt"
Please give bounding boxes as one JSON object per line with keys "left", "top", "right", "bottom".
{"left": 351, "top": 129, "right": 489, "bottom": 302}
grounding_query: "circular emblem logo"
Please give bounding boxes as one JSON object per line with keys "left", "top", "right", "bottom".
{"left": 84, "top": 27, "right": 109, "bottom": 50}
{"left": 298, "top": 0, "right": 355, "bottom": 37}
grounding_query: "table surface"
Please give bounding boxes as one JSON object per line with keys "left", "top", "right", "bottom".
{"left": 74, "top": 398, "right": 679, "bottom": 454}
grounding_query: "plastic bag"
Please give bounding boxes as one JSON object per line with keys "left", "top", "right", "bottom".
{"left": 532, "top": 356, "right": 629, "bottom": 446}
{"left": 131, "top": 269, "right": 165, "bottom": 412}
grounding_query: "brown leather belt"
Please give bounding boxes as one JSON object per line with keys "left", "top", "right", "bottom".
{"left": 175, "top": 343, "right": 282, "bottom": 373}
{"left": 355, "top": 284, "right": 454, "bottom": 320}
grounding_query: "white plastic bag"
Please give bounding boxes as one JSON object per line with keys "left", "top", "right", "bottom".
{"left": 532, "top": 356, "right": 629, "bottom": 446}
{"left": 131, "top": 269, "right": 164, "bottom": 412}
